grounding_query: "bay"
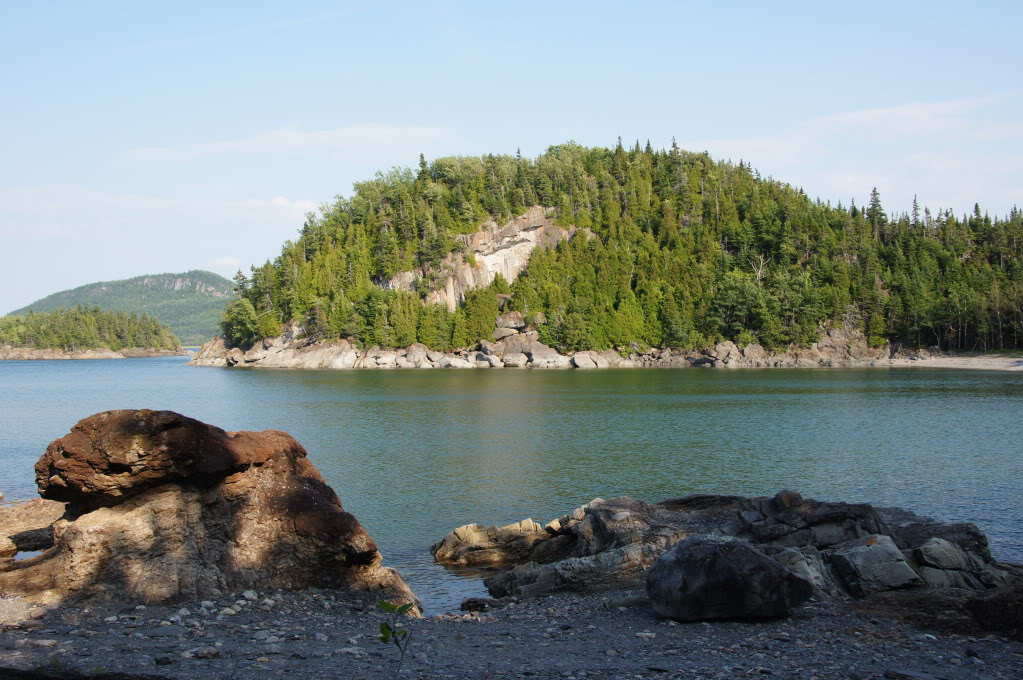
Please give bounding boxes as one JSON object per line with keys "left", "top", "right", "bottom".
{"left": 1, "top": 356, "right": 1021, "bottom": 613}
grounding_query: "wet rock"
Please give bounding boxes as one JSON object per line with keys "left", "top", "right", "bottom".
{"left": 646, "top": 535, "right": 813, "bottom": 620}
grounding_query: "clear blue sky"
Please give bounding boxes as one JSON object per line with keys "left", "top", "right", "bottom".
{"left": 2, "top": 1, "right": 1020, "bottom": 313}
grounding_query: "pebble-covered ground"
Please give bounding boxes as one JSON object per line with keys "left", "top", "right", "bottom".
{"left": 2, "top": 585, "right": 1021, "bottom": 680}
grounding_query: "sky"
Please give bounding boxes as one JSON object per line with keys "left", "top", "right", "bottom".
{"left": 1, "top": 1, "right": 1021, "bottom": 313}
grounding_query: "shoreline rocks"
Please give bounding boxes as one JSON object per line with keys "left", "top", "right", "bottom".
{"left": 190, "top": 325, "right": 920, "bottom": 371}
{"left": 434, "top": 491, "right": 1018, "bottom": 629}
{"left": 0, "top": 346, "right": 187, "bottom": 361}
{"left": 1, "top": 410, "right": 416, "bottom": 611}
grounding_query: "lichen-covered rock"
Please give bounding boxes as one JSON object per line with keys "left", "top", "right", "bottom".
{"left": 0, "top": 410, "right": 416, "bottom": 609}
{"left": 646, "top": 535, "right": 813, "bottom": 620}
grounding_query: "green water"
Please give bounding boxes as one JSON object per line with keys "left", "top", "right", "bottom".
{"left": 1, "top": 357, "right": 1021, "bottom": 612}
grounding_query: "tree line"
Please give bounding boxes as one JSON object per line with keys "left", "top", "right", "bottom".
{"left": 223, "top": 141, "right": 1023, "bottom": 353}
{"left": 0, "top": 306, "right": 181, "bottom": 351}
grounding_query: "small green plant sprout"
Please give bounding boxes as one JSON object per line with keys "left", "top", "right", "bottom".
{"left": 377, "top": 600, "right": 415, "bottom": 675}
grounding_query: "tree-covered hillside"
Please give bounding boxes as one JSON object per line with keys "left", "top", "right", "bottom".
{"left": 9, "top": 271, "right": 232, "bottom": 345}
{"left": 0, "top": 306, "right": 180, "bottom": 351}
{"left": 224, "top": 142, "right": 1023, "bottom": 353}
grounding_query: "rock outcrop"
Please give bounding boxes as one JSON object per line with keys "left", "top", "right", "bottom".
{"left": 434, "top": 491, "right": 1014, "bottom": 615}
{"left": 382, "top": 206, "right": 588, "bottom": 311}
{"left": 190, "top": 323, "right": 918, "bottom": 372}
{"left": 646, "top": 535, "right": 813, "bottom": 620}
{"left": 0, "top": 410, "right": 416, "bottom": 609}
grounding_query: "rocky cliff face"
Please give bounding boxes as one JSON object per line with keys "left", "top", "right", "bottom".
{"left": 381, "top": 206, "right": 586, "bottom": 311}
{"left": 0, "top": 410, "right": 416, "bottom": 609}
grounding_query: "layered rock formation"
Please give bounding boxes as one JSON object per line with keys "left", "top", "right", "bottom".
{"left": 433, "top": 491, "right": 1016, "bottom": 621}
{"left": 0, "top": 410, "right": 416, "bottom": 609}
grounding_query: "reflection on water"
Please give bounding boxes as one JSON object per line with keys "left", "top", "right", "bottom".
{"left": 1, "top": 357, "right": 1021, "bottom": 613}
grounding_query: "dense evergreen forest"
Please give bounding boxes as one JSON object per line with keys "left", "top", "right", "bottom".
{"left": 224, "top": 141, "right": 1023, "bottom": 353}
{"left": 0, "top": 307, "right": 180, "bottom": 351}
{"left": 9, "top": 271, "right": 232, "bottom": 345}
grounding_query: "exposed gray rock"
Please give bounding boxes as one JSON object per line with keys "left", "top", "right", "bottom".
{"left": 831, "top": 535, "right": 923, "bottom": 597}
{"left": 571, "top": 353, "right": 597, "bottom": 368}
{"left": 646, "top": 535, "right": 813, "bottom": 620}
{"left": 406, "top": 343, "right": 430, "bottom": 365}
{"left": 493, "top": 327, "right": 518, "bottom": 341}
{"left": 502, "top": 352, "right": 528, "bottom": 368}
{"left": 438, "top": 356, "right": 474, "bottom": 369}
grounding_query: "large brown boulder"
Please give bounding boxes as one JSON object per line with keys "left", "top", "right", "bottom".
{"left": 0, "top": 410, "right": 416, "bottom": 609}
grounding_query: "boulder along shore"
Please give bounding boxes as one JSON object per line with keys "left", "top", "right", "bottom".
{"left": 2, "top": 414, "right": 1022, "bottom": 679}
{"left": 190, "top": 317, "right": 1022, "bottom": 371}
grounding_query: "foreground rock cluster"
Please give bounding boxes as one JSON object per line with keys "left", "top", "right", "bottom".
{"left": 433, "top": 491, "right": 1021, "bottom": 635}
{"left": 191, "top": 315, "right": 911, "bottom": 370}
{"left": 0, "top": 410, "right": 414, "bottom": 608}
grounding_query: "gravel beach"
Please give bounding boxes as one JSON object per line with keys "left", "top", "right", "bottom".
{"left": 2, "top": 582, "right": 1022, "bottom": 680}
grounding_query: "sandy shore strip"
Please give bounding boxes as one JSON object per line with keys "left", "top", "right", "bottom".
{"left": 888, "top": 354, "right": 1023, "bottom": 371}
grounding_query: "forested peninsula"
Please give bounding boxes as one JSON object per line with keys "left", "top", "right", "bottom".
{"left": 8, "top": 270, "right": 233, "bottom": 345}
{"left": 214, "top": 141, "right": 1023, "bottom": 362}
{"left": 0, "top": 306, "right": 183, "bottom": 359}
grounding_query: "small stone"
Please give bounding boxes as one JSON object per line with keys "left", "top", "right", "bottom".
{"left": 195, "top": 646, "right": 220, "bottom": 659}
{"left": 242, "top": 590, "right": 258, "bottom": 600}
{"left": 255, "top": 657, "right": 271, "bottom": 663}
{"left": 103, "top": 615, "right": 118, "bottom": 623}
{"left": 28, "top": 607, "right": 47, "bottom": 619}
{"left": 200, "top": 600, "right": 216, "bottom": 609}
{"left": 31, "top": 639, "right": 58, "bottom": 648}
{"left": 636, "top": 631, "right": 657, "bottom": 640}
{"left": 264, "top": 644, "right": 282, "bottom": 655}
{"left": 155, "top": 655, "right": 174, "bottom": 666}
{"left": 261, "top": 598, "right": 276, "bottom": 607}
{"left": 314, "top": 632, "right": 329, "bottom": 642}
{"left": 337, "top": 647, "right": 364, "bottom": 656}
{"left": 177, "top": 608, "right": 190, "bottom": 617}
{"left": 219, "top": 607, "right": 236, "bottom": 616}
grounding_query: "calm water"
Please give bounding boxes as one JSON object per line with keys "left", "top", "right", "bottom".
{"left": 1, "top": 357, "right": 1021, "bottom": 613}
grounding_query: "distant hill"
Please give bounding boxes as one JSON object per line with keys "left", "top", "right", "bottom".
{"left": 8, "top": 270, "right": 233, "bottom": 345}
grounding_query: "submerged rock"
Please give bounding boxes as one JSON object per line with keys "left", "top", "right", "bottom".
{"left": 646, "top": 535, "right": 813, "bottom": 620}
{"left": 0, "top": 410, "right": 417, "bottom": 609}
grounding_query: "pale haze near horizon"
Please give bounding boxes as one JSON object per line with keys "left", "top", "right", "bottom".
{"left": 1, "top": 1, "right": 1020, "bottom": 314}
